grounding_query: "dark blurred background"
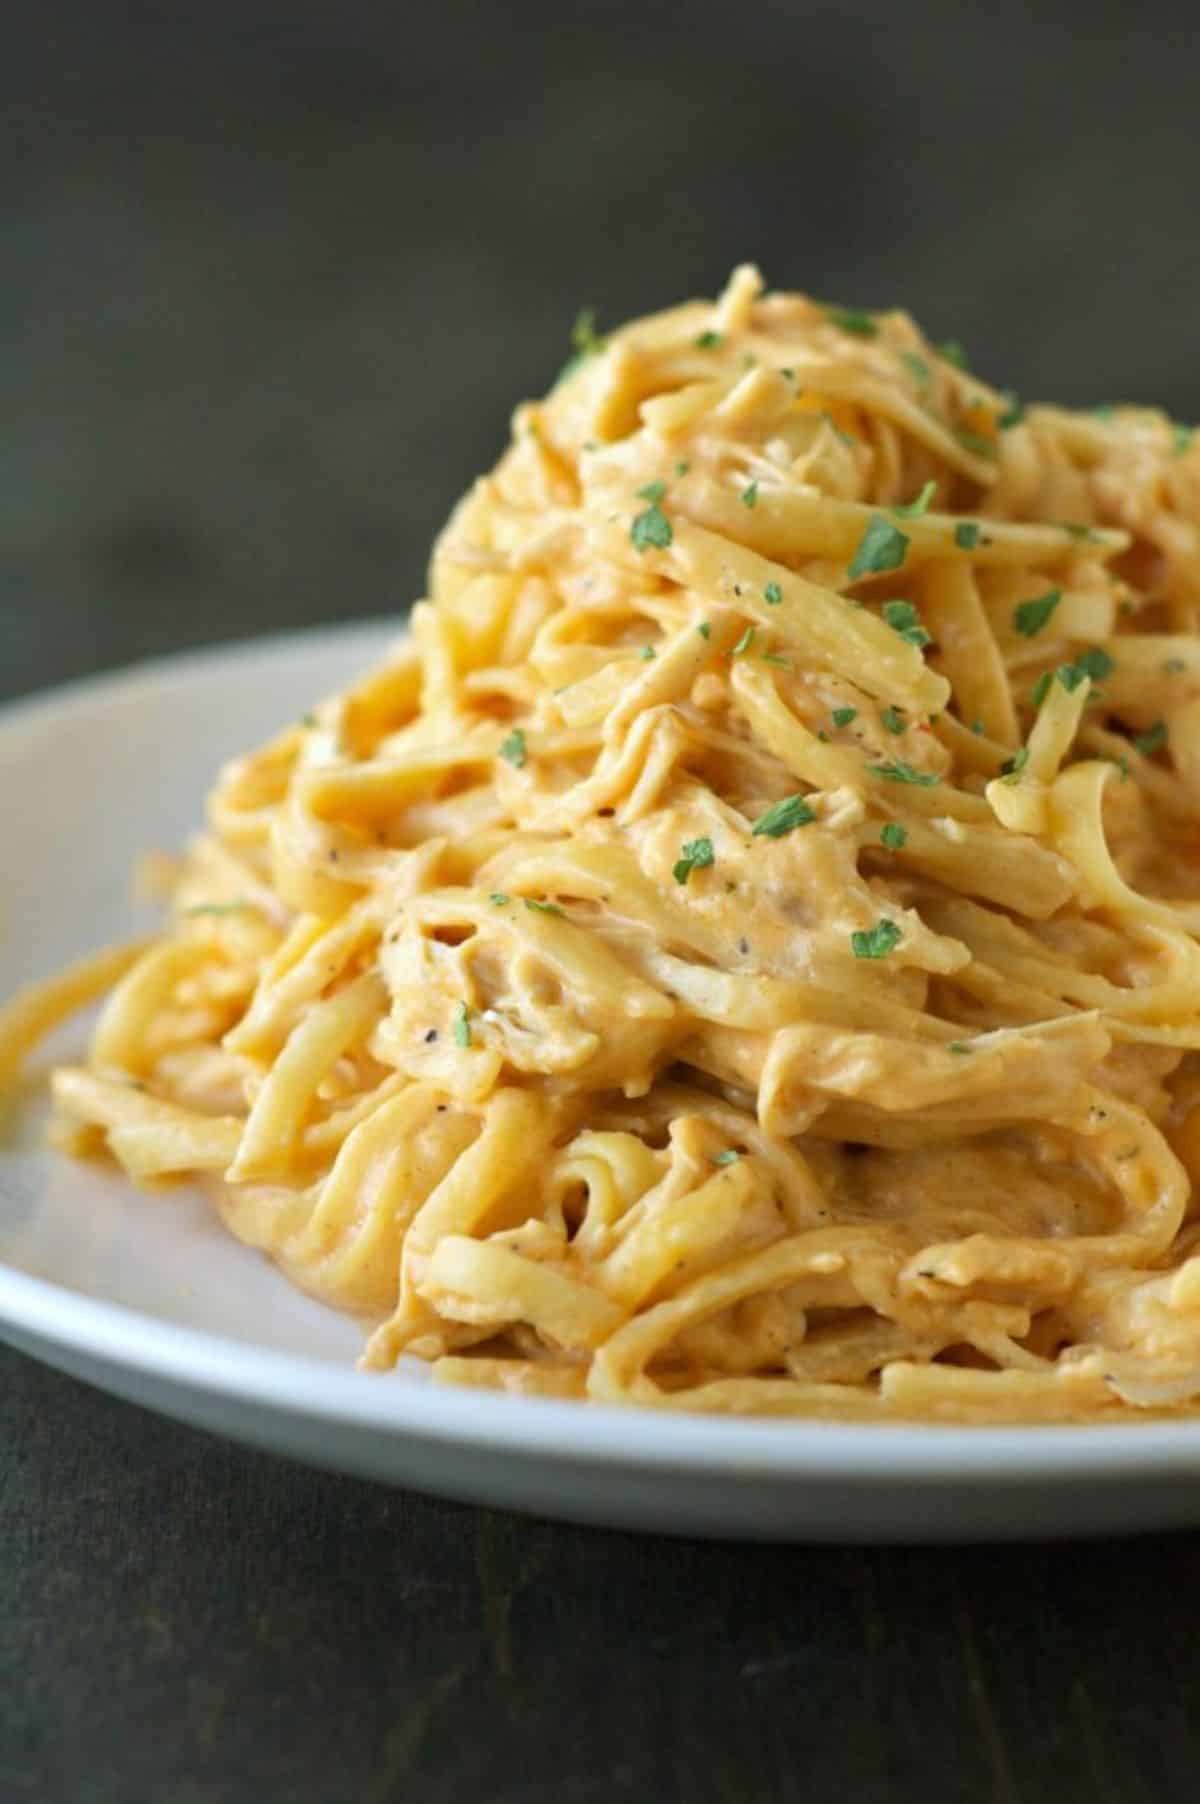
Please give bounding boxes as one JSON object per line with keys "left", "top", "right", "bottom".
{"left": 3, "top": 0, "right": 1197, "bottom": 703}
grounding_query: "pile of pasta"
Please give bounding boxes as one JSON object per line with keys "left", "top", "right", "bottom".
{"left": 9, "top": 263, "right": 1200, "bottom": 1422}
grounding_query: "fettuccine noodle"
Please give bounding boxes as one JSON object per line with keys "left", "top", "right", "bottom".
{"left": 7, "top": 264, "right": 1200, "bottom": 1422}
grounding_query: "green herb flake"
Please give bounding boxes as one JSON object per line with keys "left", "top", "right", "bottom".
{"left": 732, "top": 625, "right": 756, "bottom": 656}
{"left": 1076, "top": 647, "right": 1115, "bottom": 683}
{"left": 741, "top": 480, "right": 759, "bottom": 509}
{"left": 850, "top": 919, "right": 903, "bottom": 960}
{"left": 948, "top": 1041, "right": 972, "bottom": 1055}
{"left": 937, "top": 339, "right": 968, "bottom": 369}
{"left": 556, "top": 307, "right": 605, "bottom": 381}
{"left": 1173, "top": 423, "right": 1195, "bottom": 458}
{"left": 761, "top": 652, "right": 791, "bottom": 668}
{"left": 675, "top": 459, "right": 691, "bottom": 476}
{"left": 954, "top": 521, "right": 981, "bottom": 550}
{"left": 300, "top": 711, "right": 318, "bottom": 728}
{"left": 1060, "top": 521, "right": 1103, "bottom": 541}
{"left": 1000, "top": 745, "right": 1030, "bottom": 782}
{"left": 185, "top": 901, "right": 250, "bottom": 917}
{"left": 869, "top": 760, "right": 939, "bottom": 788}
{"left": 630, "top": 501, "right": 673, "bottom": 553}
{"left": 955, "top": 428, "right": 997, "bottom": 459}
{"left": 712, "top": 1149, "right": 741, "bottom": 1167}
{"left": 751, "top": 794, "right": 817, "bottom": 838}
{"left": 880, "top": 599, "right": 931, "bottom": 647}
{"left": 826, "top": 306, "right": 878, "bottom": 337}
{"left": 1030, "top": 670, "right": 1054, "bottom": 709}
{"left": 499, "top": 727, "right": 528, "bottom": 768}
{"left": 697, "top": 621, "right": 711, "bottom": 640}
{"left": 970, "top": 717, "right": 984, "bottom": 735}
{"left": 900, "top": 351, "right": 931, "bottom": 392}
{"left": 1013, "top": 589, "right": 1062, "bottom": 638}
{"left": 695, "top": 329, "right": 722, "bottom": 350}
{"left": 1134, "top": 720, "right": 1167, "bottom": 757}
{"left": 673, "top": 836, "right": 716, "bottom": 885}
{"left": 639, "top": 645, "right": 657, "bottom": 661}
{"left": 1092, "top": 404, "right": 1116, "bottom": 422}
{"left": 524, "top": 898, "right": 565, "bottom": 916}
{"left": 453, "top": 1002, "right": 472, "bottom": 1048}
{"left": 1112, "top": 755, "right": 1131, "bottom": 781}
{"left": 880, "top": 822, "right": 907, "bottom": 850}
{"left": 489, "top": 893, "right": 510, "bottom": 906}
{"left": 764, "top": 581, "right": 783, "bottom": 606}
{"left": 880, "top": 706, "right": 906, "bottom": 735}
{"left": 832, "top": 706, "right": 858, "bottom": 728}
{"left": 890, "top": 480, "right": 937, "bottom": 519}
{"left": 636, "top": 479, "right": 667, "bottom": 503}
{"left": 849, "top": 514, "right": 910, "bottom": 580}
{"left": 1163, "top": 657, "right": 1187, "bottom": 674}
{"left": 998, "top": 391, "right": 1025, "bottom": 429}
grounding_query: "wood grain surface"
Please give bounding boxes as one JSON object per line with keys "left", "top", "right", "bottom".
{"left": 3, "top": 1348, "right": 1198, "bottom": 1803}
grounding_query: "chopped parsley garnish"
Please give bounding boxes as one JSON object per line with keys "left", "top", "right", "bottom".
{"left": 880, "top": 822, "right": 907, "bottom": 849}
{"left": 1060, "top": 521, "right": 1103, "bottom": 541}
{"left": 697, "top": 621, "right": 711, "bottom": 640}
{"left": 880, "top": 706, "right": 906, "bottom": 735}
{"left": 673, "top": 836, "right": 715, "bottom": 885}
{"left": 881, "top": 599, "right": 931, "bottom": 647}
{"left": 639, "top": 645, "right": 656, "bottom": 660}
{"left": 937, "top": 339, "right": 968, "bottom": 369}
{"left": 998, "top": 391, "right": 1025, "bottom": 429}
{"left": 1030, "top": 670, "right": 1054, "bottom": 709}
{"left": 1092, "top": 404, "right": 1116, "bottom": 422}
{"left": 453, "top": 1002, "right": 472, "bottom": 1048}
{"left": 1112, "top": 755, "right": 1131, "bottom": 781}
{"left": 695, "top": 329, "right": 722, "bottom": 349}
{"left": 948, "top": 1042, "right": 971, "bottom": 1055}
{"left": 733, "top": 625, "right": 756, "bottom": 656}
{"left": 675, "top": 459, "right": 690, "bottom": 476}
{"left": 499, "top": 727, "right": 527, "bottom": 767}
{"left": 1013, "top": 589, "right": 1062, "bottom": 638}
{"left": 751, "top": 794, "right": 817, "bottom": 837}
{"left": 524, "top": 899, "right": 565, "bottom": 916}
{"left": 630, "top": 500, "right": 672, "bottom": 552}
{"left": 764, "top": 581, "right": 783, "bottom": 605}
{"left": 556, "top": 308, "right": 604, "bottom": 381}
{"left": 955, "top": 428, "right": 997, "bottom": 459}
{"left": 1134, "top": 720, "right": 1167, "bottom": 757}
{"left": 1174, "top": 424, "right": 1195, "bottom": 458}
{"left": 890, "top": 480, "right": 937, "bottom": 519}
{"left": 954, "top": 522, "right": 981, "bottom": 550}
{"left": 185, "top": 901, "right": 250, "bottom": 917}
{"left": 761, "top": 652, "right": 791, "bottom": 668}
{"left": 869, "top": 760, "right": 939, "bottom": 787}
{"left": 851, "top": 919, "right": 903, "bottom": 960}
{"left": 741, "top": 480, "right": 759, "bottom": 509}
{"left": 848, "top": 515, "right": 910, "bottom": 580}
{"left": 826, "top": 306, "right": 877, "bottom": 337}
{"left": 1052, "top": 648, "right": 1114, "bottom": 694}
{"left": 636, "top": 479, "right": 667, "bottom": 503}
{"left": 712, "top": 1149, "right": 741, "bottom": 1166}
{"left": 489, "top": 893, "right": 510, "bottom": 906}
{"left": 832, "top": 706, "right": 858, "bottom": 728}
{"left": 1000, "top": 745, "right": 1030, "bottom": 781}
{"left": 300, "top": 711, "right": 318, "bottom": 728}
{"left": 900, "top": 351, "right": 931, "bottom": 391}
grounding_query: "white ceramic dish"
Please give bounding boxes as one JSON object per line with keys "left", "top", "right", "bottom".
{"left": 4, "top": 623, "right": 1200, "bottom": 1541}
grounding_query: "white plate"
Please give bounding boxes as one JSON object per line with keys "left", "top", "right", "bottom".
{"left": 4, "top": 625, "right": 1200, "bottom": 1542}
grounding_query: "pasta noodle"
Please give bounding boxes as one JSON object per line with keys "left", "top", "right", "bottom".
{"left": 6, "top": 264, "right": 1200, "bottom": 1422}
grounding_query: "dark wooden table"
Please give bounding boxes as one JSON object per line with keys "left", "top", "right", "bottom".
{"left": 5, "top": 1349, "right": 1200, "bottom": 1803}
{"left": 5, "top": 8, "right": 1200, "bottom": 1795}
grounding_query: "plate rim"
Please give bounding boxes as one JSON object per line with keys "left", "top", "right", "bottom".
{"left": 4, "top": 625, "right": 1200, "bottom": 1491}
